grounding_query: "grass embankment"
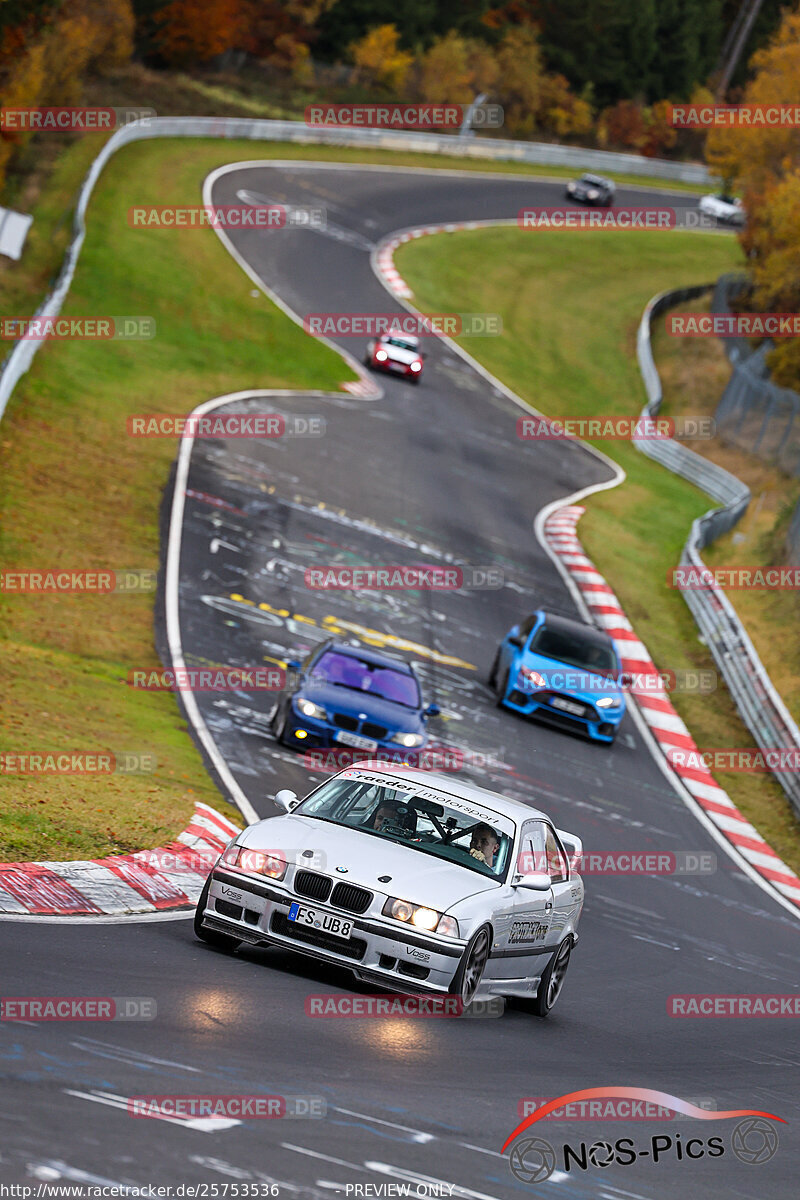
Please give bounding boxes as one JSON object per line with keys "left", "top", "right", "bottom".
{"left": 0, "top": 137, "right": 353, "bottom": 861}
{"left": 396, "top": 228, "right": 800, "bottom": 874}
{"left": 652, "top": 297, "right": 800, "bottom": 723}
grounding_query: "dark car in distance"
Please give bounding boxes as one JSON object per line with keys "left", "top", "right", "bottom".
{"left": 565, "top": 173, "right": 615, "bottom": 207}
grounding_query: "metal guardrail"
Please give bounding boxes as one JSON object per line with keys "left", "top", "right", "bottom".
{"left": 636, "top": 285, "right": 800, "bottom": 818}
{"left": 0, "top": 114, "right": 709, "bottom": 421}
{"left": 710, "top": 272, "right": 800, "bottom": 476}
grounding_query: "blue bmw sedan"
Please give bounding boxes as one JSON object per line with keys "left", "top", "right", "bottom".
{"left": 272, "top": 641, "right": 439, "bottom": 755}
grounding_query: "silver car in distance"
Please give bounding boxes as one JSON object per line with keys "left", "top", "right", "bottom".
{"left": 194, "top": 764, "right": 584, "bottom": 1015}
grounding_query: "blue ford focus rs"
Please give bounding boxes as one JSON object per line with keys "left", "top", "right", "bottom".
{"left": 489, "top": 610, "right": 627, "bottom": 743}
{"left": 272, "top": 640, "right": 440, "bottom": 755}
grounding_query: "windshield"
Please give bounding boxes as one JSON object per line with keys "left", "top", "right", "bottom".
{"left": 294, "top": 775, "right": 515, "bottom": 881}
{"left": 581, "top": 175, "right": 603, "bottom": 185}
{"left": 385, "top": 336, "right": 418, "bottom": 352}
{"left": 529, "top": 627, "right": 617, "bottom": 675}
{"left": 311, "top": 650, "right": 421, "bottom": 708}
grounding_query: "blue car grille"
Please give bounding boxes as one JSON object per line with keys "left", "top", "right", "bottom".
{"left": 361, "top": 721, "right": 388, "bottom": 740}
{"left": 332, "top": 713, "right": 389, "bottom": 740}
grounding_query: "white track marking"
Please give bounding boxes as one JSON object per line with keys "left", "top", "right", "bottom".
{"left": 456, "top": 1143, "right": 505, "bottom": 1160}
{"left": 64, "top": 1089, "right": 240, "bottom": 1131}
{"left": 282, "top": 1144, "right": 366, "bottom": 1172}
{"left": 333, "top": 1107, "right": 435, "bottom": 1144}
{"left": 70, "top": 1037, "right": 202, "bottom": 1072}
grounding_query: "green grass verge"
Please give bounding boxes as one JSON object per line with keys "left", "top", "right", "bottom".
{"left": 0, "top": 137, "right": 355, "bottom": 861}
{"left": 396, "top": 227, "right": 800, "bottom": 876}
{"left": 651, "top": 299, "right": 800, "bottom": 723}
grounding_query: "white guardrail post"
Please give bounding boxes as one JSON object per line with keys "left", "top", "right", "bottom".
{"left": 635, "top": 286, "right": 800, "bottom": 817}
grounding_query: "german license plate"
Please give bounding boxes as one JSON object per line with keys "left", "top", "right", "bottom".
{"left": 389, "top": 362, "right": 406, "bottom": 372}
{"left": 551, "top": 697, "right": 584, "bottom": 716}
{"left": 287, "top": 902, "right": 353, "bottom": 939}
{"left": 335, "top": 730, "right": 378, "bottom": 750}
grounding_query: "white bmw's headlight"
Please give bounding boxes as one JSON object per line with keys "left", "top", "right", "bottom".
{"left": 597, "top": 696, "right": 621, "bottom": 709}
{"left": 221, "top": 844, "right": 287, "bottom": 880}
{"left": 296, "top": 698, "right": 328, "bottom": 720}
{"left": 391, "top": 731, "right": 424, "bottom": 747}
{"left": 382, "top": 896, "right": 457, "bottom": 935}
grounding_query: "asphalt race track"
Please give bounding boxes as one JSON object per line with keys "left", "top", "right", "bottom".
{"left": 1, "top": 164, "right": 798, "bottom": 1197}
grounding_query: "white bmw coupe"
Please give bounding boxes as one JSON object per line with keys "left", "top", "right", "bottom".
{"left": 194, "top": 764, "right": 584, "bottom": 1016}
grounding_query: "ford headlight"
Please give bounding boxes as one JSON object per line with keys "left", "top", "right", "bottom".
{"left": 519, "top": 667, "right": 546, "bottom": 690}
{"left": 382, "top": 897, "right": 457, "bottom": 935}
{"left": 391, "top": 732, "right": 424, "bottom": 747}
{"left": 597, "top": 696, "right": 621, "bottom": 709}
{"left": 296, "top": 698, "right": 328, "bottom": 720}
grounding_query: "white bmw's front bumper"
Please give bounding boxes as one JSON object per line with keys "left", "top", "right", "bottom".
{"left": 202, "top": 868, "right": 466, "bottom": 995}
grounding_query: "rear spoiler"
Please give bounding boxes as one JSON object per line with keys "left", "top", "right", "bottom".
{"left": 556, "top": 828, "right": 583, "bottom": 874}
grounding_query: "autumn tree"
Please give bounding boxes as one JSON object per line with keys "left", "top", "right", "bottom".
{"left": 350, "top": 24, "right": 413, "bottom": 92}
{"left": 154, "top": 0, "right": 246, "bottom": 66}
{"left": 494, "top": 25, "right": 545, "bottom": 135}
{"left": 239, "top": 1, "right": 335, "bottom": 70}
{"left": 417, "top": 31, "right": 475, "bottom": 105}
{"left": 705, "top": 7, "right": 800, "bottom": 389}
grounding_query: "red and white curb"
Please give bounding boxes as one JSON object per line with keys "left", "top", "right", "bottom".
{"left": 374, "top": 221, "right": 512, "bottom": 299}
{"left": 341, "top": 378, "right": 380, "bottom": 398}
{"left": 0, "top": 802, "right": 240, "bottom": 917}
{"left": 544, "top": 505, "right": 800, "bottom": 910}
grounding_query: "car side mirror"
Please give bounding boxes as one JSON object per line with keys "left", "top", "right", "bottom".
{"left": 619, "top": 673, "right": 633, "bottom": 689}
{"left": 424, "top": 703, "right": 441, "bottom": 718}
{"left": 513, "top": 872, "right": 552, "bottom": 891}
{"left": 274, "top": 789, "right": 299, "bottom": 813}
{"left": 286, "top": 659, "right": 301, "bottom": 672}
{"left": 508, "top": 626, "right": 525, "bottom": 648}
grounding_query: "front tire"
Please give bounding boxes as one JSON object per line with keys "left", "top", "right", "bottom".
{"left": 449, "top": 925, "right": 491, "bottom": 1008}
{"left": 495, "top": 667, "right": 510, "bottom": 708}
{"left": 272, "top": 703, "right": 288, "bottom": 745}
{"left": 533, "top": 936, "right": 572, "bottom": 1017}
{"left": 193, "top": 876, "right": 240, "bottom": 952}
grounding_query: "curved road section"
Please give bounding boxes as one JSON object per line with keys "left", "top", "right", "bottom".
{"left": 1, "top": 164, "right": 797, "bottom": 1195}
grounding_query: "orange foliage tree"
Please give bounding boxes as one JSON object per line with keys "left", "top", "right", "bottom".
{"left": 154, "top": 0, "right": 246, "bottom": 66}
{"left": 705, "top": 7, "right": 800, "bottom": 389}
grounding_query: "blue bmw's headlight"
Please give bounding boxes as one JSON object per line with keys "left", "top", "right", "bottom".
{"left": 296, "top": 698, "right": 328, "bottom": 720}
{"left": 391, "top": 732, "right": 424, "bottom": 747}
